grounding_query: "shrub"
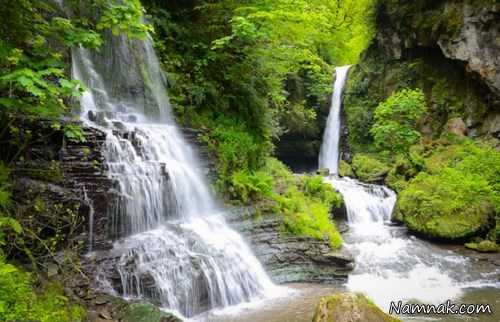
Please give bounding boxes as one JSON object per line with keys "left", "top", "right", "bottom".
{"left": 201, "top": 116, "right": 270, "bottom": 190}
{"left": 302, "top": 175, "right": 342, "bottom": 207}
{"left": 338, "top": 160, "right": 354, "bottom": 177}
{"left": 223, "top": 157, "right": 343, "bottom": 249}
{"left": 229, "top": 170, "right": 273, "bottom": 204}
{"left": 370, "top": 89, "right": 427, "bottom": 154}
{"left": 0, "top": 257, "right": 85, "bottom": 322}
{"left": 277, "top": 187, "right": 342, "bottom": 249}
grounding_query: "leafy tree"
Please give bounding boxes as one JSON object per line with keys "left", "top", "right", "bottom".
{"left": 370, "top": 88, "right": 427, "bottom": 154}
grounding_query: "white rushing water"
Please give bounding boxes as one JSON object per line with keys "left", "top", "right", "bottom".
{"left": 72, "top": 32, "right": 281, "bottom": 318}
{"left": 318, "top": 65, "right": 351, "bottom": 175}
{"left": 320, "top": 66, "right": 499, "bottom": 312}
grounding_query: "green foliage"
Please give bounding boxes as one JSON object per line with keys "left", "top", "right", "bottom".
{"left": 302, "top": 175, "right": 342, "bottom": 207}
{"left": 201, "top": 116, "right": 270, "bottom": 190}
{"left": 217, "top": 156, "right": 343, "bottom": 248}
{"left": 0, "top": 257, "right": 84, "bottom": 322}
{"left": 123, "top": 302, "right": 181, "bottom": 322}
{"left": 0, "top": 163, "right": 22, "bottom": 250}
{"left": 229, "top": 170, "right": 273, "bottom": 203}
{"left": 422, "top": 138, "right": 500, "bottom": 212}
{"left": 50, "top": 17, "right": 103, "bottom": 49}
{"left": 385, "top": 138, "right": 500, "bottom": 242}
{"left": 313, "top": 293, "right": 402, "bottom": 322}
{"left": 465, "top": 240, "right": 499, "bottom": 253}
{"left": 338, "top": 160, "right": 354, "bottom": 178}
{"left": 277, "top": 174, "right": 343, "bottom": 248}
{"left": 397, "top": 168, "right": 495, "bottom": 240}
{"left": 0, "top": 164, "right": 11, "bottom": 213}
{"left": 145, "top": 0, "right": 376, "bottom": 160}
{"left": 370, "top": 89, "right": 427, "bottom": 154}
{"left": 64, "top": 124, "right": 87, "bottom": 143}
{"left": 0, "top": 0, "right": 152, "bottom": 120}
{"left": 351, "top": 154, "right": 390, "bottom": 183}
{"left": 97, "top": 0, "right": 153, "bottom": 38}
{"left": 277, "top": 187, "right": 342, "bottom": 249}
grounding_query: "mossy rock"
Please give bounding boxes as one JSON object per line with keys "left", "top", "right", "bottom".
{"left": 338, "top": 160, "right": 354, "bottom": 178}
{"left": 351, "top": 154, "right": 390, "bottom": 183}
{"left": 465, "top": 240, "right": 499, "bottom": 253}
{"left": 123, "top": 302, "right": 182, "bottom": 322}
{"left": 312, "top": 292, "right": 401, "bottom": 322}
{"left": 397, "top": 169, "right": 495, "bottom": 240}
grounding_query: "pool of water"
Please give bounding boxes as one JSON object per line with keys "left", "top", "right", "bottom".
{"left": 201, "top": 282, "right": 499, "bottom": 322}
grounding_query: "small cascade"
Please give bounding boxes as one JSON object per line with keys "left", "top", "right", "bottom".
{"left": 325, "top": 177, "right": 395, "bottom": 225}
{"left": 72, "top": 31, "right": 280, "bottom": 317}
{"left": 320, "top": 66, "right": 499, "bottom": 311}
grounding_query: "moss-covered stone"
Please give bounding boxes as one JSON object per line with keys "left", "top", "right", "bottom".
{"left": 396, "top": 169, "right": 495, "bottom": 240}
{"left": 465, "top": 240, "right": 499, "bottom": 253}
{"left": 338, "top": 160, "right": 354, "bottom": 178}
{"left": 351, "top": 154, "right": 390, "bottom": 183}
{"left": 312, "top": 292, "right": 401, "bottom": 322}
{"left": 123, "top": 302, "right": 182, "bottom": 322}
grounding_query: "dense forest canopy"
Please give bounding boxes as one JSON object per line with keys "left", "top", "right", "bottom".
{"left": 1, "top": 0, "right": 499, "bottom": 321}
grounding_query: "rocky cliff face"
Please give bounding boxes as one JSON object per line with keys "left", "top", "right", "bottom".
{"left": 7, "top": 120, "right": 110, "bottom": 260}
{"left": 227, "top": 208, "right": 354, "bottom": 283}
{"left": 344, "top": 0, "right": 500, "bottom": 152}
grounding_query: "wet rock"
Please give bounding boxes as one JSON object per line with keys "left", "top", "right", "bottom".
{"left": 313, "top": 293, "right": 401, "bottom": 322}
{"left": 480, "top": 113, "right": 500, "bottom": 138}
{"left": 99, "top": 309, "right": 112, "bottom": 320}
{"left": 465, "top": 240, "right": 499, "bottom": 253}
{"left": 316, "top": 168, "right": 329, "bottom": 176}
{"left": 47, "top": 263, "right": 59, "bottom": 277}
{"left": 445, "top": 117, "right": 468, "bottom": 136}
{"left": 227, "top": 207, "right": 354, "bottom": 283}
{"left": 88, "top": 110, "right": 97, "bottom": 122}
{"left": 122, "top": 302, "right": 183, "bottom": 322}
{"left": 112, "top": 121, "right": 127, "bottom": 132}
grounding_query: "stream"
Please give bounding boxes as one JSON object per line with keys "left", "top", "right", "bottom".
{"left": 205, "top": 66, "right": 500, "bottom": 322}
{"left": 71, "top": 15, "right": 499, "bottom": 321}
{"left": 206, "top": 177, "right": 499, "bottom": 322}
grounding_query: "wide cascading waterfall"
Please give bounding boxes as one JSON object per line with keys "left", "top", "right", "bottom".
{"left": 72, "top": 32, "right": 280, "bottom": 318}
{"left": 318, "top": 65, "right": 350, "bottom": 175}
{"left": 320, "top": 66, "right": 499, "bottom": 311}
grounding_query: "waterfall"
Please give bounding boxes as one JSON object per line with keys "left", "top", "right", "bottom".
{"left": 318, "top": 65, "right": 351, "bottom": 174}
{"left": 320, "top": 66, "right": 499, "bottom": 311}
{"left": 72, "top": 32, "right": 280, "bottom": 318}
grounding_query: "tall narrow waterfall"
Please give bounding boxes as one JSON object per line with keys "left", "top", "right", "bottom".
{"left": 320, "top": 67, "right": 499, "bottom": 311}
{"left": 318, "top": 65, "right": 351, "bottom": 174}
{"left": 72, "top": 33, "right": 278, "bottom": 317}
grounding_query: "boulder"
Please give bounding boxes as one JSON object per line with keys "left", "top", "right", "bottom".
{"left": 445, "top": 117, "right": 468, "bottom": 136}
{"left": 465, "top": 240, "right": 499, "bottom": 253}
{"left": 312, "top": 293, "right": 401, "bottom": 322}
{"left": 123, "top": 302, "right": 183, "bottom": 322}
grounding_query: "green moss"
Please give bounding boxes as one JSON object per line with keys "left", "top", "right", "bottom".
{"left": 0, "top": 259, "right": 85, "bottom": 322}
{"left": 276, "top": 176, "right": 343, "bottom": 249}
{"left": 351, "top": 154, "right": 390, "bottom": 183}
{"left": 15, "top": 161, "right": 63, "bottom": 183}
{"left": 397, "top": 168, "right": 495, "bottom": 240}
{"left": 313, "top": 292, "right": 401, "bottom": 322}
{"left": 465, "top": 240, "right": 499, "bottom": 253}
{"left": 123, "top": 302, "right": 181, "bottom": 322}
{"left": 339, "top": 160, "right": 354, "bottom": 177}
